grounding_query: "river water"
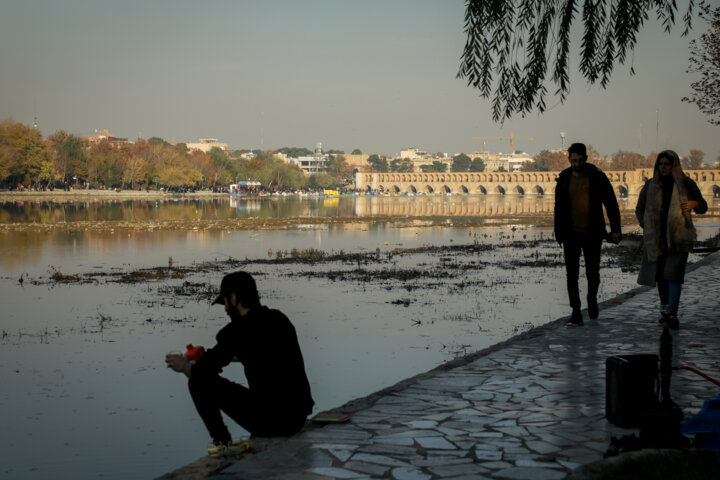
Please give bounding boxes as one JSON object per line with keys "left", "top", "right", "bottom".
{"left": 1, "top": 195, "right": 718, "bottom": 479}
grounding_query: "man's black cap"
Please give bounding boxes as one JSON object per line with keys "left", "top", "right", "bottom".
{"left": 212, "top": 271, "right": 258, "bottom": 306}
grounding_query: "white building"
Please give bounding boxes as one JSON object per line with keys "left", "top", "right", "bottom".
{"left": 289, "top": 155, "right": 329, "bottom": 174}
{"left": 185, "top": 138, "right": 228, "bottom": 153}
{"left": 399, "top": 147, "right": 427, "bottom": 159}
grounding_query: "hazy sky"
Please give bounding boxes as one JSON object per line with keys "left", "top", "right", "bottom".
{"left": 1, "top": 0, "right": 719, "bottom": 160}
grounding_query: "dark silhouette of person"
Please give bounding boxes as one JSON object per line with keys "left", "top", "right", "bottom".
{"left": 165, "top": 271, "right": 314, "bottom": 452}
{"left": 555, "top": 143, "right": 622, "bottom": 326}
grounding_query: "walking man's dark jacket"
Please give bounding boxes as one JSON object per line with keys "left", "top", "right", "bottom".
{"left": 554, "top": 164, "right": 622, "bottom": 243}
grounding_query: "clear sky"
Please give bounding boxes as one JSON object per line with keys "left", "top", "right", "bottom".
{"left": 1, "top": 0, "right": 718, "bottom": 161}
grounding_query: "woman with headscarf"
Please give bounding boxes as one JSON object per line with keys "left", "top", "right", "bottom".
{"left": 636, "top": 150, "right": 708, "bottom": 329}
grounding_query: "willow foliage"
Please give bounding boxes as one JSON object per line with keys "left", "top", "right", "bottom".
{"left": 683, "top": 3, "right": 720, "bottom": 125}
{"left": 457, "top": 0, "right": 697, "bottom": 122}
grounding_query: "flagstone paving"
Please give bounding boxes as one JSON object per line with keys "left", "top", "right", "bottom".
{"left": 159, "top": 252, "right": 720, "bottom": 480}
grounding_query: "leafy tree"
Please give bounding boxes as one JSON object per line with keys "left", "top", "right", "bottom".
{"left": 308, "top": 172, "right": 338, "bottom": 189}
{"left": 684, "top": 149, "right": 705, "bottom": 169}
{"left": 38, "top": 158, "right": 54, "bottom": 185}
{"left": 148, "top": 136, "right": 171, "bottom": 146}
{"left": 261, "top": 157, "right": 305, "bottom": 190}
{"left": 123, "top": 146, "right": 149, "bottom": 189}
{"left": 523, "top": 150, "right": 567, "bottom": 171}
{"left": 0, "top": 119, "right": 47, "bottom": 185}
{"left": 327, "top": 154, "right": 353, "bottom": 179}
{"left": 254, "top": 150, "right": 279, "bottom": 163}
{"left": 53, "top": 133, "right": 87, "bottom": 184}
{"left": 457, "top": 0, "right": 696, "bottom": 122}
{"left": 325, "top": 149, "right": 345, "bottom": 155}
{"left": 87, "top": 141, "right": 127, "bottom": 188}
{"left": 609, "top": 150, "right": 652, "bottom": 170}
{"left": 683, "top": 3, "right": 720, "bottom": 125}
{"left": 157, "top": 147, "right": 203, "bottom": 188}
{"left": 420, "top": 161, "right": 449, "bottom": 173}
{"left": 470, "top": 157, "right": 486, "bottom": 172}
{"left": 451, "top": 153, "right": 472, "bottom": 172}
{"left": 390, "top": 158, "right": 414, "bottom": 172}
{"left": 351, "top": 149, "right": 362, "bottom": 155}
{"left": 276, "top": 146, "right": 314, "bottom": 158}
{"left": 207, "top": 146, "right": 232, "bottom": 186}
{"left": 367, "top": 154, "right": 389, "bottom": 172}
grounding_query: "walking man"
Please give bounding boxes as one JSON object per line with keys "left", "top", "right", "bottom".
{"left": 554, "top": 143, "right": 622, "bottom": 326}
{"left": 165, "top": 271, "right": 314, "bottom": 454}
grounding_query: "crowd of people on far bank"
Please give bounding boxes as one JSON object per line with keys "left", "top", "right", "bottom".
{"left": 164, "top": 142, "right": 708, "bottom": 457}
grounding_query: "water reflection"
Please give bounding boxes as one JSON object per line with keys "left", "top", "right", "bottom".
{"left": 1, "top": 205, "right": 718, "bottom": 479}
{"left": 3, "top": 195, "right": 702, "bottom": 225}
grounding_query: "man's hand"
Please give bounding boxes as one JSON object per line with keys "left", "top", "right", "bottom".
{"left": 611, "top": 232, "right": 622, "bottom": 244}
{"left": 681, "top": 200, "right": 699, "bottom": 212}
{"left": 165, "top": 354, "right": 191, "bottom": 378}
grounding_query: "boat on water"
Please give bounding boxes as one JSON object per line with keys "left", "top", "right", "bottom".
{"left": 229, "top": 181, "right": 262, "bottom": 195}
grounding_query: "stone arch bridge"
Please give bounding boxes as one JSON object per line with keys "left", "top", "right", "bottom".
{"left": 355, "top": 169, "right": 720, "bottom": 197}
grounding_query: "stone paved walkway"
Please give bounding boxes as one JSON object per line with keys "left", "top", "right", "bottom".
{"left": 159, "top": 252, "right": 720, "bottom": 480}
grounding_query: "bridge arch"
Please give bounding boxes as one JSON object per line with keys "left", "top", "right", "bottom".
{"left": 476, "top": 185, "right": 487, "bottom": 195}
{"left": 406, "top": 185, "right": 417, "bottom": 194}
{"left": 532, "top": 185, "right": 544, "bottom": 195}
{"left": 424, "top": 185, "right": 434, "bottom": 194}
{"left": 615, "top": 185, "right": 629, "bottom": 198}
{"left": 459, "top": 185, "right": 469, "bottom": 194}
{"left": 495, "top": 185, "right": 506, "bottom": 195}
{"left": 392, "top": 185, "right": 401, "bottom": 194}
{"left": 441, "top": 185, "right": 451, "bottom": 194}
{"left": 513, "top": 185, "right": 525, "bottom": 195}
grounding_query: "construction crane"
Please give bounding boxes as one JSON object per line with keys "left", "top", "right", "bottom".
{"left": 473, "top": 132, "right": 532, "bottom": 155}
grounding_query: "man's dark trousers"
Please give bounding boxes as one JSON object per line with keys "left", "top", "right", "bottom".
{"left": 562, "top": 232, "right": 602, "bottom": 311}
{"left": 189, "top": 375, "right": 306, "bottom": 442}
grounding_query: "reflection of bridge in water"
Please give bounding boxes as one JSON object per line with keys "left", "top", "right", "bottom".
{"left": 350, "top": 196, "right": 653, "bottom": 217}
{"left": 355, "top": 169, "right": 720, "bottom": 198}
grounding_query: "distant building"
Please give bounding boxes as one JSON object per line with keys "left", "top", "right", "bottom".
{"left": 344, "top": 154, "right": 371, "bottom": 171}
{"left": 399, "top": 147, "right": 427, "bottom": 159}
{"left": 289, "top": 155, "right": 329, "bottom": 174}
{"left": 81, "top": 130, "right": 130, "bottom": 146}
{"left": 474, "top": 151, "right": 533, "bottom": 172}
{"left": 185, "top": 138, "right": 228, "bottom": 153}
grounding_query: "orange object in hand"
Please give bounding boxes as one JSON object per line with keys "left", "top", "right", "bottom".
{"left": 185, "top": 344, "right": 206, "bottom": 362}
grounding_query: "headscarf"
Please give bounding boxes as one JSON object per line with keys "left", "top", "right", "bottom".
{"left": 643, "top": 150, "right": 696, "bottom": 261}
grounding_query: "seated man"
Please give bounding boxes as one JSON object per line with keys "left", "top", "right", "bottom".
{"left": 166, "top": 271, "right": 314, "bottom": 451}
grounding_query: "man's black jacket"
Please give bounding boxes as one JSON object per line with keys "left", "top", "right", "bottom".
{"left": 554, "top": 164, "right": 622, "bottom": 244}
{"left": 191, "top": 305, "right": 314, "bottom": 416}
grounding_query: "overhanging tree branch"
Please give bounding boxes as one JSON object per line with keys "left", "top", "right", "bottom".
{"left": 457, "top": 0, "right": 697, "bottom": 123}
{"left": 682, "top": 2, "right": 720, "bottom": 125}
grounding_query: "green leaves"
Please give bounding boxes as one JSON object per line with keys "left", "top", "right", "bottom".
{"left": 682, "top": 2, "right": 720, "bottom": 125}
{"left": 457, "top": 0, "right": 696, "bottom": 122}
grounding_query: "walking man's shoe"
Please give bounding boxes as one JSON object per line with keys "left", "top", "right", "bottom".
{"left": 567, "top": 309, "right": 584, "bottom": 327}
{"left": 587, "top": 296, "right": 599, "bottom": 319}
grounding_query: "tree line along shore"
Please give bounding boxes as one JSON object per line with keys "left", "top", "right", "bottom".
{"left": 2, "top": 118, "right": 718, "bottom": 196}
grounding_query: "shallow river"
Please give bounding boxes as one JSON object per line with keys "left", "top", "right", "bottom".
{"left": 1, "top": 196, "right": 717, "bottom": 479}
